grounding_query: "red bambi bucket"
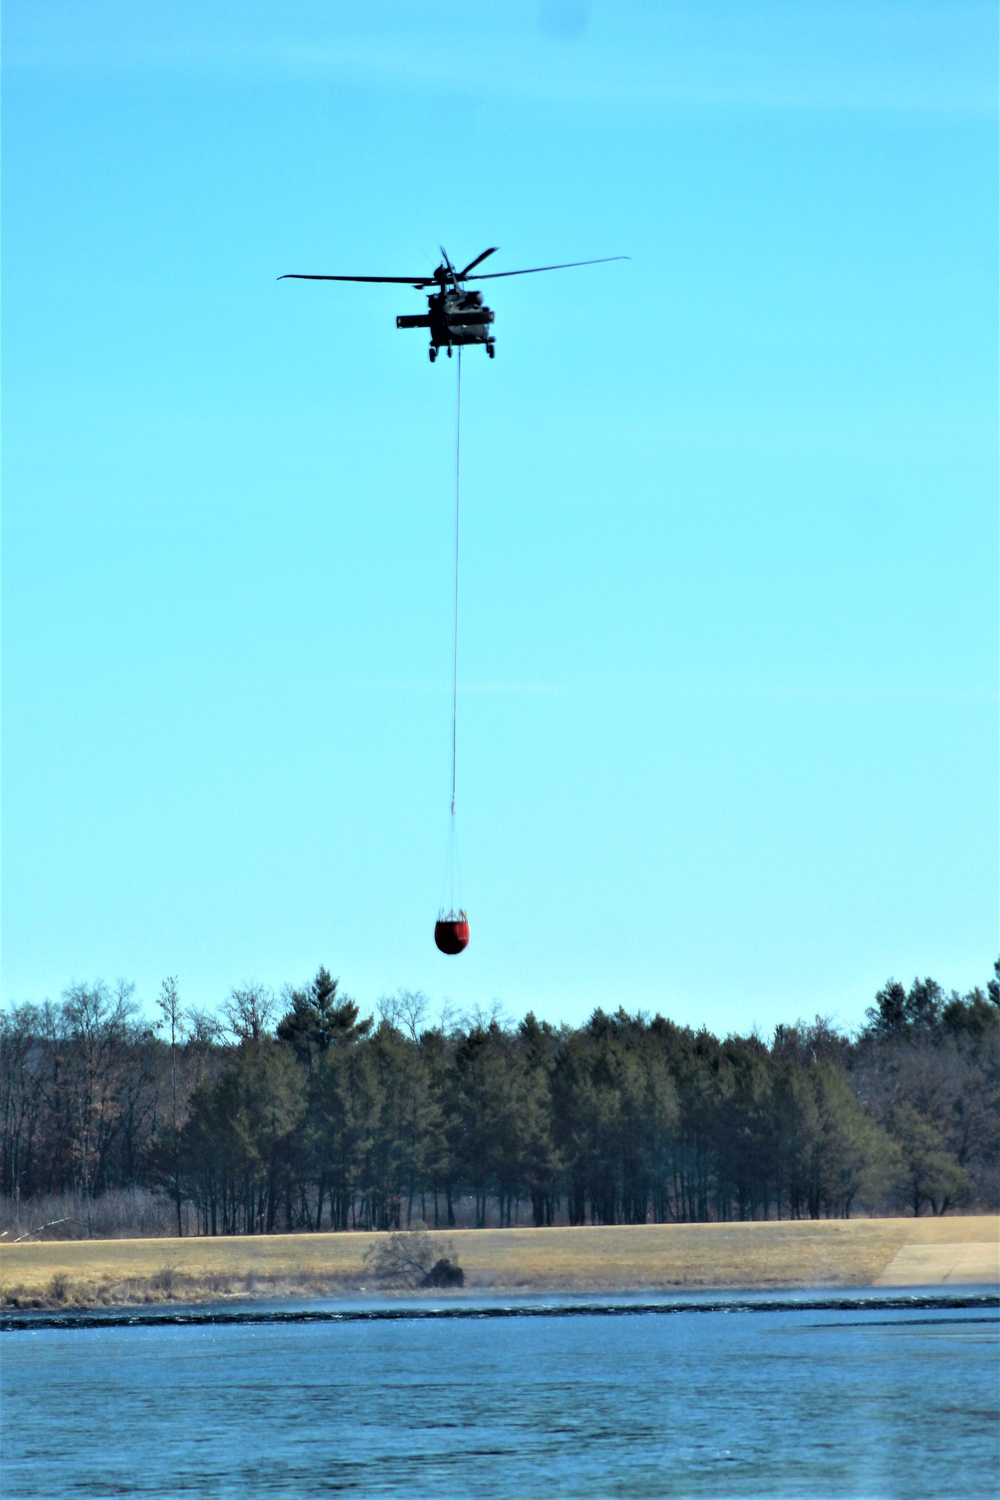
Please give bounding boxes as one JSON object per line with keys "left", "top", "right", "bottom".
{"left": 434, "top": 912, "right": 470, "bottom": 955}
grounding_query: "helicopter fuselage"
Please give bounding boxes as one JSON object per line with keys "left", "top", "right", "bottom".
{"left": 397, "top": 287, "right": 496, "bottom": 360}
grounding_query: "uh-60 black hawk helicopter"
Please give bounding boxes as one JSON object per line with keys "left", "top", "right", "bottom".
{"left": 279, "top": 246, "right": 627, "bottom": 360}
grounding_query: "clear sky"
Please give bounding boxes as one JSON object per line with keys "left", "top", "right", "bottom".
{"left": 3, "top": 1, "right": 997, "bottom": 1036}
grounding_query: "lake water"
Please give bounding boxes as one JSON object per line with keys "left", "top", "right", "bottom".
{"left": 2, "top": 1291, "right": 997, "bottom": 1498}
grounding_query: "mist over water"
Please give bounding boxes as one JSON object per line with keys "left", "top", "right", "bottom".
{"left": 3, "top": 1295, "right": 997, "bottom": 1497}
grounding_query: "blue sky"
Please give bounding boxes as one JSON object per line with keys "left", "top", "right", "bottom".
{"left": 3, "top": 1, "right": 997, "bottom": 1035}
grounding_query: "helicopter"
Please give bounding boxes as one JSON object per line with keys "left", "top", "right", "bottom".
{"left": 279, "top": 247, "right": 627, "bottom": 360}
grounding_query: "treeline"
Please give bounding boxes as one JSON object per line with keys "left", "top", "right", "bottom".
{"left": 1, "top": 966, "right": 997, "bottom": 1235}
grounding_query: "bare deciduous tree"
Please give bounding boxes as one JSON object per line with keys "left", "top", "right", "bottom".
{"left": 155, "top": 978, "right": 187, "bottom": 1235}
{"left": 222, "top": 984, "right": 276, "bottom": 1044}
{"left": 377, "top": 990, "right": 430, "bottom": 1042}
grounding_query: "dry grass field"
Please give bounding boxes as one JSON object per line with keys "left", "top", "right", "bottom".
{"left": 2, "top": 1216, "right": 996, "bottom": 1309}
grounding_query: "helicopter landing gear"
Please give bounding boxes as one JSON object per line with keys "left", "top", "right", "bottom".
{"left": 429, "top": 346, "right": 437, "bottom": 362}
{"left": 447, "top": 345, "right": 453, "bottom": 358}
{"left": 486, "top": 341, "right": 495, "bottom": 359}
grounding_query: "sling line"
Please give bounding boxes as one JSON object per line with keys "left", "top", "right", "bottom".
{"left": 451, "top": 347, "right": 462, "bottom": 821}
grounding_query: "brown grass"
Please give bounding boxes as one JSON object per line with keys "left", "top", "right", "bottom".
{"left": 1, "top": 1215, "right": 996, "bottom": 1310}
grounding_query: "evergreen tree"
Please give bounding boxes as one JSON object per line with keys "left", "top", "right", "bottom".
{"left": 277, "top": 967, "right": 372, "bottom": 1069}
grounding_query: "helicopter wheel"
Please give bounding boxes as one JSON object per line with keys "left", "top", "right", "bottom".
{"left": 429, "top": 347, "right": 437, "bottom": 362}
{"left": 447, "top": 345, "right": 453, "bottom": 358}
{"left": 487, "top": 343, "right": 495, "bottom": 359}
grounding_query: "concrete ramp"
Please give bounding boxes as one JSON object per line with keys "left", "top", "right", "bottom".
{"left": 876, "top": 1238, "right": 999, "bottom": 1286}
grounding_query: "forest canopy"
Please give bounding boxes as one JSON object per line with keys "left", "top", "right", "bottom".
{"left": 2, "top": 966, "right": 997, "bottom": 1236}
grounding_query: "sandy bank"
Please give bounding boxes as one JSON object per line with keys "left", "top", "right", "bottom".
{"left": 2, "top": 1215, "right": 996, "bottom": 1310}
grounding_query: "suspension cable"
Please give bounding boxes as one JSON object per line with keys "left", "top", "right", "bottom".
{"left": 450, "top": 347, "right": 462, "bottom": 820}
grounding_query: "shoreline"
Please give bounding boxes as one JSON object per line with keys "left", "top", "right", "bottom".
{"left": 2, "top": 1215, "right": 996, "bottom": 1312}
{"left": 5, "top": 1289, "right": 997, "bottom": 1333}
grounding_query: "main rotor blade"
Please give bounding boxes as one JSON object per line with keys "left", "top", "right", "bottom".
{"left": 456, "top": 246, "right": 499, "bottom": 279}
{"left": 468, "top": 255, "right": 629, "bottom": 281}
{"left": 278, "top": 273, "right": 435, "bottom": 285}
